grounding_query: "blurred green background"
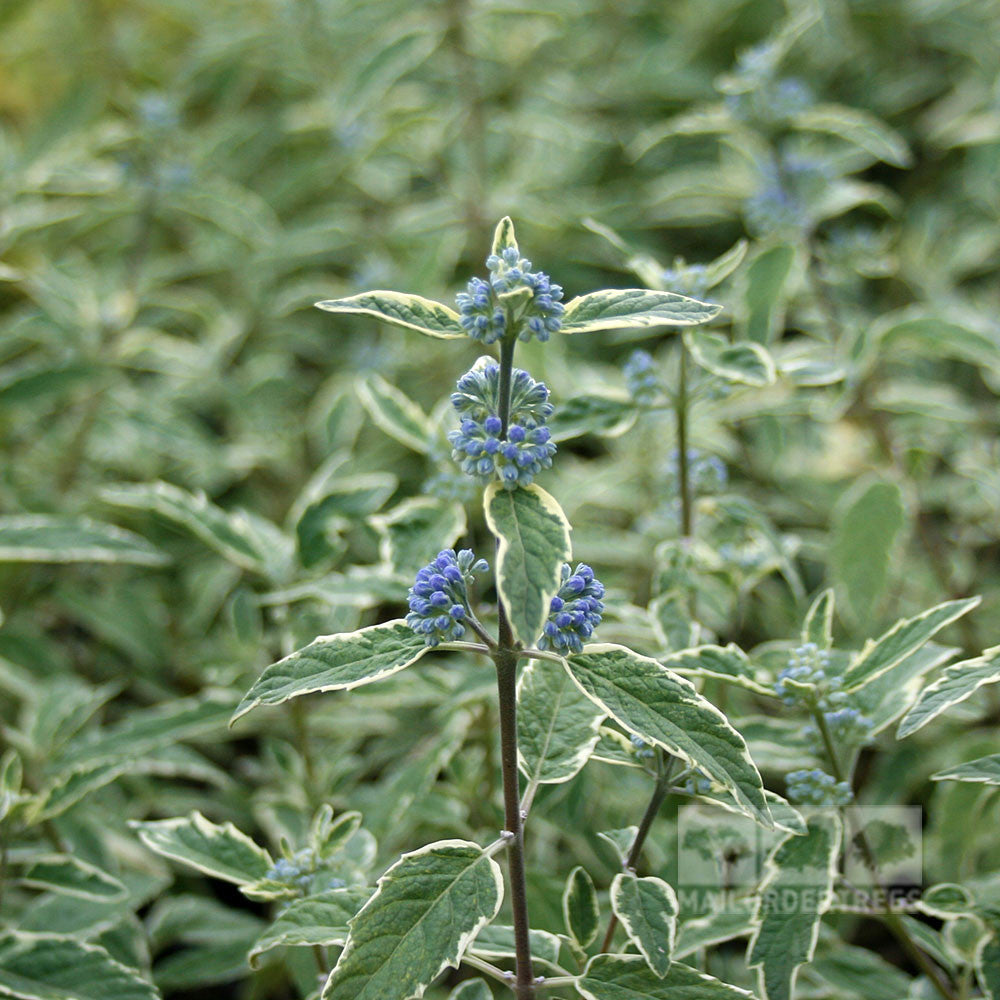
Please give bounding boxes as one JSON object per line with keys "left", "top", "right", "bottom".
{"left": 2, "top": 0, "right": 1000, "bottom": 997}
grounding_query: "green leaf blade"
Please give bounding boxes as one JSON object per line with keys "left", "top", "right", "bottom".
{"left": 932, "top": 753, "right": 1000, "bottom": 785}
{"left": 316, "top": 292, "right": 465, "bottom": 339}
{"left": 518, "top": 657, "right": 603, "bottom": 786}
{"left": 563, "top": 866, "right": 600, "bottom": 949}
{"left": 130, "top": 811, "right": 272, "bottom": 885}
{"left": 233, "top": 620, "right": 430, "bottom": 722}
{"left": 0, "top": 516, "right": 168, "bottom": 567}
{"left": 321, "top": 840, "right": 503, "bottom": 1000}
{"left": 0, "top": 933, "right": 159, "bottom": 1000}
{"left": 484, "top": 484, "right": 572, "bottom": 647}
{"left": 842, "top": 597, "right": 981, "bottom": 693}
{"left": 565, "top": 645, "right": 773, "bottom": 827}
{"left": 577, "top": 954, "right": 755, "bottom": 1000}
{"left": 560, "top": 289, "right": 721, "bottom": 335}
{"left": 898, "top": 646, "right": 1000, "bottom": 737}
{"left": 610, "top": 874, "right": 678, "bottom": 977}
{"left": 747, "top": 815, "right": 841, "bottom": 1000}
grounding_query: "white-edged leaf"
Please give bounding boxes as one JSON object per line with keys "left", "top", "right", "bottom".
{"left": 747, "top": 815, "right": 841, "bottom": 1000}
{"left": 0, "top": 932, "right": 159, "bottom": 1000}
{"left": 597, "top": 827, "right": 638, "bottom": 866}
{"left": 548, "top": 394, "right": 637, "bottom": 442}
{"left": 563, "top": 866, "right": 600, "bottom": 949}
{"left": 933, "top": 754, "right": 1000, "bottom": 785}
{"left": 371, "top": 498, "right": 467, "bottom": 576}
{"left": 793, "top": 104, "right": 912, "bottom": 167}
{"left": 684, "top": 330, "right": 775, "bottom": 386}
{"left": 468, "top": 924, "right": 563, "bottom": 970}
{"left": 232, "top": 620, "right": 430, "bottom": 722}
{"left": 101, "top": 481, "right": 291, "bottom": 577}
{"left": 0, "top": 516, "right": 168, "bottom": 566}
{"left": 610, "top": 873, "right": 678, "bottom": 977}
{"left": 898, "top": 646, "right": 1000, "bottom": 737}
{"left": 565, "top": 646, "right": 773, "bottom": 827}
{"left": 577, "top": 954, "right": 754, "bottom": 1000}
{"left": 674, "top": 901, "right": 756, "bottom": 960}
{"left": 18, "top": 855, "right": 127, "bottom": 902}
{"left": 484, "top": 484, "right": 572, "bottom": 647}
{"left": 560, "top": 289, "right": 721, "bottom": 334}
{"left": 249, "top": 887, "right": 372, "bottom": 967}
{"left": 130, "top": 811, "right": 272, "bottom": 885}
{"left": 315, "top": 291, "right": 465, "bottom": 339}
{"left": 517, "top": 657, "right": 603, "bottom": 786}
{"left": 976, "top": 929, "right": 1000, "bottom": 999}
{"left": 661, "top": 645, "right": 771, "bottom": 696}
{"left": 321, "top": 840, "right": 503, "bottom": 1000}
{"left": 842, "top": 597, "right": 981, "bottom": 693}
{"left": 802, "top": 590, "right": 834, "bottom": 650}
{"left": 447, "top": 980, "right": 492, "bottom": 1000}
{"left": 356, "top": 373, "right": 434, "bottom": 453}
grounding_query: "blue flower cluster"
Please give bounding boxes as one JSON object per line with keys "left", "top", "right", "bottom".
{"left": 660, "top": 262, "right": 709, "bottom": 299}
{"left": 456, "top": 246, "right": 565, "bottom": 344}
{"left": 786, "top": 768, "right": 853, "bottom": 807}
{"left": 406, "top": 549, "right": 488, "bottom": 647}
{"left": 804, "top": 706, "right": 874, "bottom": 751}
{"left": 630, "top": 734, "right": 656, "bottom": 760}
{"left": 774, "top": 642, "right": 843, "bottom": 707}
{"left": 624, "top": 350, "right": 662, "bottom": 404}
{"left": 682, "top": 773, "right": 713, "bottom": 796}
{"left": 448, "top": 361, "right": 556, "bottom": 489}
{"left": 537, "top": 563, "right": 605, "bottom": 653}
{"left": 265, "top": 848, "right": 348, "bottom": 895}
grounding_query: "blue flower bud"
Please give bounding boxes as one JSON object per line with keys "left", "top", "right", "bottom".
{"left": 536, "top": 563, "right": 605, "bottom": 653}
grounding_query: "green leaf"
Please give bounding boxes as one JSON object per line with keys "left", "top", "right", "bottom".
{"left": 102, "top": 481, "right": 291, "bottom": 577}
{"left": 315, "top": 292, "right": 465, "bottom": 339}
{"left": 577, "top": 954, "right": 754, "bottom": 1000}
{"left": 548, "top": 394, "right": 637, "bottom": 442}
{"left": 842, "top": 597, "right": 981, "bottom": 693}
{"left": 372, "top": 498, "right": 467, "bottom": 576}
{"left": 660, "top": 645, "right": 772, "bottom": 697}
{"left": 831, "top": 479, "right": 906, "bottom": 625}
{"left": 898, "top": 646, "right": 1000, "bottom": 737}
{"left": 468, "top": 924, "right": 563, "bottom": 969}
{"left": 0, "top": 516, "right": 168, "bottom": 567}
{"left": 560, "top": 289, "right": 721, "bottom": 334}
{"left": 232, "top": 620, "right": 430, "bottom": 722}
{"left": 610, "top": 874, "right": 678, "bottom": 977}
{"left": 18, "top": 855, "right": 127, "bottom": 902}
{"left": 933, "top": 754, "right": 1000, "bottom": 785}
{"left": 563, "top": 866, "right": 600, "bottom": 949}
{"left": 321, "top": 840, "right": 503, "bottom": 1000}
{"left": 565, "top": 646, "right": 773, "bottom": 827}
{"left": 747, "top": 815, "right": 841, "bottom": 1000}
{"left": 809, "top": 944, "right": 913, "bottom": 1000}
{"left": 977, "top": 930, "right": 1000, "bottom": 1000}
{"left": 249, "top": 887, "right": 372, "bottom": 967}
{"left": 703, "top": 240, "right": 750, "bottom": 289}
{"left": 741, "top": 244, "right": 795, "bottom": 344}
{"left": 683, "top": 330, "right": 775, "bottom": 386}
{"left": 794, "top": 104, "right": 912, "bottom": 167}
{"left": 517, "top": 657, "right": 603, "bottom": 786}
{"left": 491, "top": 216, "right": 519, "bottom": 256}
{"left": 448, "top": 981, "right": 492, "bottom": 1000}
{"left": 597, "top": 827, "right": 639, "bottom": 867}
{"left": 356, "top": 373, "right": 434, "bottom": 453}
{"left": 802, "top": 589, "right": 834, "bottom": 650}
{"left": 674, "top": 902, "right": 755, "bottom": 960}
{"left": 0, "top": 933, "right": 159, "bottom": 1000}
{"left": 130, "top": 811, "right": 272, "bottom": 885}
{"left": 484, "top": 484, "right": 572, "bottom": 647}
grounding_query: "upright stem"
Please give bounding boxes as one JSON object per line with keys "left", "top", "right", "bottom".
{"left": 600, "top": 759, "right": 673, "bottom": 953}
{"left": 494, "top": 332, "right": 535, "bottom": 999}
{"left": 812, "top": 710, "right": 956, "bottom": 1000}
{"left": 676, "top": 340, "right": 693, "bottom": 540}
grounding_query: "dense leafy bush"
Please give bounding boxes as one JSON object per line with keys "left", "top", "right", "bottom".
{"left": 2, "top": 1, "right": 1000, "bottom": 999}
